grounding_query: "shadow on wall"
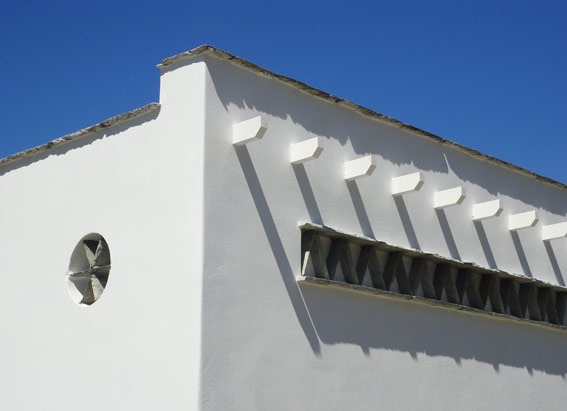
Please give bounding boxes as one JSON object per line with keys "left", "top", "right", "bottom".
{"left": 205, "top": 57, "right": 567, "bottom": 215}
{"left": 235, "top": 145, "right": 321, "bottom": 354}
{"left": 443, "top": 149, "right": 567, "bottom": 217}
{"left": 347, "top": 180, "right": 375, "bottom": 239}
{"left": 205, "top": 57, "right": 449, "bottom": 175}
{"left": 394, "top": 196, "right": 420, "bottom": 250}
{"left": 0, "top": 108, "right": 161, "bottom": 177}
{"left": 212, "top": 57, "right": 567, "bottom": 365}
{"left": 510, "top": 231, "right": 533, "bottom": 278}
{"left": 473, "top": 220, "right": 497, "bottom": 270}
{"left": 293, "top": 164, "right": 323, "bottom": 225}
{"left": 435, "top": 209, "right": 461, "bottom": 260}
{"left": 545, "top": 241, "right": 565, "bottom": 287}
{"left": 299, "top": 283, "right": 567, "bottom": 377}
{"left": 234, "top": 139, "right": 566, "bottom": 374}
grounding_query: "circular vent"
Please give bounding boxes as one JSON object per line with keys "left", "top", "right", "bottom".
{"left": 67, "top": 233, "right": 111, "bottom": 305}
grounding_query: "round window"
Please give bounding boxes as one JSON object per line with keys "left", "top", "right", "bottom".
{"left": 67, "top": 233, "right": 111, "bottom": 305}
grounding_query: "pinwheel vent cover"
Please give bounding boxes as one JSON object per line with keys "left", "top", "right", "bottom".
{"left": 67, "top": 233, "right": 111, "bottom": 305}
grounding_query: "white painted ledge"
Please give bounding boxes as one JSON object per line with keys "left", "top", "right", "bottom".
{"left": 509, "top": 211, "right": 538, "bottom": 231}
{"left": 542, "top": 222, "right": 567, "bottom": 241}
{"left": 232, "top": 116, "right": 267, "bottom": 145}
{"left": 290, "top": 137, "right": 324, "bottom": 165}
{"left": 344, "top": 155, "right": 376, "bottom": 181}
{"left": 296, "top": 275, "right": 567, "bottom": 332}
{"left": 434, "top": 187, "right": 466, "bottom": 209}
{"left": 391, "top": 172, "right": 424, "bottom": 196}
{"left": 472, "top": 199, "right": 503, "bottom": 221}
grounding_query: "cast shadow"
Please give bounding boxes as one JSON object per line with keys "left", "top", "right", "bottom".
{"left": 204, "top": 56, "right": 449, "bottom": 174}
{"left": 293, "top": 163, "right": 323, "bottom": 225}
{"left": 473, "top": 220, "right": 497, "bottom": 269}
{"left": 510, "top": 231, "right": 533, "bottom": 277}
{"left": 346, "top": 180, "right": 374, "bottom": 239}
{"left": 203, "top": 53, "right": 567, "bottom": 216}
{"left": 299, "top": 283, "right": 567, "bottom": 376}
{"left": 435, "top": 209, "right": 461, "bottom": 260}
{"left": 445, "top": 153, "right": 567, "bottom": 216}
{"left": 235, "top": 145, "right": 321, "bottom": 354}
{"left": 394, "top": 196, "right": 420, "bottom": 250}
{"left": 544, "top": 241, "right": 565, "bottom": 286}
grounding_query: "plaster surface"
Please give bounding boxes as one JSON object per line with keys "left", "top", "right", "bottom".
{"left": 199, "top": 54, "right": 567, "bottom": 410}
{"left": 1, "top": 47, "right": 566, "bottom": 411}
{"left": 0, "top": 60, "right": 206, "bottom": 410}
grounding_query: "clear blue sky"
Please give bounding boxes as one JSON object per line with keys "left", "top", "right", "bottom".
{"left": 1, "top": 0, "right": 565, "bottom": 183}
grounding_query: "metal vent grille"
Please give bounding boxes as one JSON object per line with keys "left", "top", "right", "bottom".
{"left": 300, "top": 224, "right": 567, "bottom": 329}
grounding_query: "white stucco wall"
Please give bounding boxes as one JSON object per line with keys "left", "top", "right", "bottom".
{"left": 1, "top": 49, "right": 565, "bottom": 411}
{"left": 0, "top": 60, "right": 206, "bottom": 410}
{"left": 199, "top": 55, "right": 567, "bottom": 410}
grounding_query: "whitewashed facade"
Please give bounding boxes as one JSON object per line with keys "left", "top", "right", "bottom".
{"left": 1, "top": 45, "right": 566, "bottom": 410}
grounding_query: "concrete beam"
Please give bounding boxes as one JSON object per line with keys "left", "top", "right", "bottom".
{"left": 382, "top": 252, "right": 411, "bottom": 294}
{"left": 472, "top": 199, "right": 503, "bottom": 221}
{"left": 301, "top": 231, "right": 329, "bottom": 279}
{"left": 344, "top": 155, "right": 376, "bottom": 181}
{"left": 433, "top": 186, "right": 465, "bottom": 209}
{"left": 391, "top": 172, "right": 424, "bottom": 196}
{"left": 500, "top": 279, "right": 527, "bottom": 318}
{"left": 326, "top": 238, "right": 357, "bottom": 284}
{"left": 356, "top": 246, "right": 385, "bottom": 289}
{"left": 444, "top": 267, "right": 467, "bottom": 305}
{"left": 509, "top": 210, "right": 538, "bottom": 231}
{"left": 299, "top": 224, "right": 567, "bottom": 328}
{"left": 232, "top": 116, "right": 267, "bottom": 145}
{"left": 487, "top": 276, "right": 505, "bottom": 314}
{"left": 542, "top": 222, "right": 567, "bottom": 241}
{"left": 290, "top": 137, "right": 324, "bottom": 165}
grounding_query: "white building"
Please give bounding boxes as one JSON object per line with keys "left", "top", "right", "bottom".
{"left": 1, "top": 45, "right": 566, "bottom": 410}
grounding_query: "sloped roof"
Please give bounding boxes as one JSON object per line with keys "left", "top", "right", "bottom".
{"left": 159, "top": 45, "right": 566, "bottom": 191}
{"left": 1, "top": 45, "right": 564, "bottom": 192}
{"left": 0, "top": 103, "right": 160, "bottom": 170}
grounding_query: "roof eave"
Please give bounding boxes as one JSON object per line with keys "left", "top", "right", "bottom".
{"left": 0, "top": 103, "right": 161, "bottom": 170}
{"left": 158, "top": 45, "right": 566, "bottom": 191}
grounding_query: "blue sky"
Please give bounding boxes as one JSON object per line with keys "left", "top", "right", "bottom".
{"left": 1, "top": 0, "right": 565, "bottom": 183}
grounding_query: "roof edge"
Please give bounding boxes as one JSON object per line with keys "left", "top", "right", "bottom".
{"left": 0, "top": 103, "right": 161, "bottom": 170}
{"left": 159, "top": 45, "right": 566, "bottom": 191}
